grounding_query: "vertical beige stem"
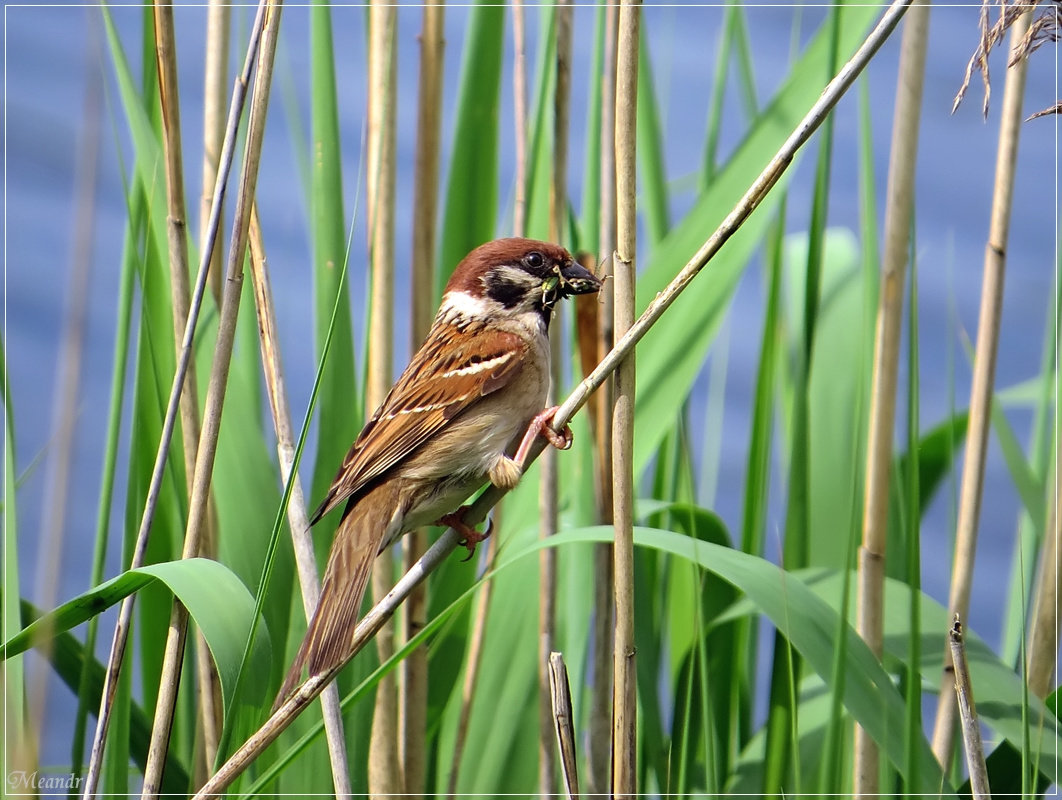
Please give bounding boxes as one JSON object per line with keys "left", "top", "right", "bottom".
{"left": 140, "top": 5, "right": 282, "bottom": 797}
{"left": 931, "top": 8, "right": 1031, "bottom": 766}
{"left": 193, "top": 1, "right": 230, "bottom": 771}
{"left": 367, "top": 2, "right": 401, "bottom": 796}
{"left": 154, "top": 0, "right": 202, "bottom": 489}
{"left": 512, "top": 0, "right": 528, "bottom": 237}
{"left": 400, "top": 4, "right": 444, "bottom": 797}
{"left": 153, "top": 0, "right": 224, "bottom": 782}
{"left": 611, "top": 2, "right": 639, "bottom": 797}
{"left": 852, "top": 3, "right": 930, "bottom": 796}
{"left": 247, "top": 206, "right": 352, "bottom": 797}
{"left": 539, "top": 5, "right": 572, "bottom": 795}
{"left": 588, "top": 7, "right": 619, "bottom": 795}
{"left": 1026, "top": 426, "right": 1061, "bottom": 698}
{"left": 201, "top": 0, "right": 229, "bottom": 307}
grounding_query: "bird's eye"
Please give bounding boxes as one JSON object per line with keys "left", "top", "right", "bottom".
{"left": 524, "top": 251, "right": 545, "bottom": 269}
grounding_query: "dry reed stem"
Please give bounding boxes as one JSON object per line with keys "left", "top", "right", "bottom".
{"left": 82, "top": 4, "right": 270, "bottom": 796}
{"left": 948, "top": 616, "right": 991, "bottom": 799}
{"left": 140, "top": 3, "right": 282, "bottom": 796}
{"left": 193, "top": 5, "right": 914, "bottom": 790}
{"left": 548, "top": 652, "right": 580, "bottom": 800}
{"left": 201, "top": 0, "right": 229, "bottom": 307}
{"left": 400, "top": 4, "right": 444, "bottom": 795}
{"left": 512, "top": 0, "right": 528, "bottom": 236}
{"left": 28, "top": 48, "right": 100, "bottom": 756}
{"left": 588, "top": 6, "right": 619, "bottom": 793}
{"left": 247, "top": 205, "right": 352, "bottom": 797}
{"left": 539, "top": 3, "right": 572, "bottom": 795}
{"left": 154, "top": 0, "right": 201, "bottom": 494}
{"left": 611, "top": 3, "right": 639, "bottom": 796}
{"left": 1026, "top": 425, "right": 1061, "bottom": 697}
{"left": 153, "top": 2, "right": 226, "bottom": 772}
{"left": 852, "top": 3, "right": 930, "bottom": 795}
{"left": 931, "top": 7, "right": 1032, "bottom": 766}
{"left": 366, "top": 3, "right": 401, "bottom": 795}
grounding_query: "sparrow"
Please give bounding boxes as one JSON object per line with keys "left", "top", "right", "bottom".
{"left": 275, "top": 237, "right": 602, "bottom": 706}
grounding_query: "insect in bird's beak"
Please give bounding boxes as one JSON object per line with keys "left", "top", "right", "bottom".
{"left": 540, "top": 271, "right": 563, "bottom": 309}
{"left": 542, "top": 260, "right": 603, "bottom": 309}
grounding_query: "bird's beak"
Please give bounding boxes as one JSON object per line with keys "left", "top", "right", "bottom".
{"left": 558, "top": 260, "right": 603, "bottom": 297}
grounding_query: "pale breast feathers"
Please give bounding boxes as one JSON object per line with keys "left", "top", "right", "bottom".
{"left": 309, "top": 322, "right": 528, "bottom": 523}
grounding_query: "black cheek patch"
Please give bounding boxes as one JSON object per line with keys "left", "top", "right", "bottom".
{"left": 486, "top": 277, "right": 527, "bottom": 309}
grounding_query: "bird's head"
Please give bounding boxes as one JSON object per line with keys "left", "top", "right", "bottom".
{"left": 444, "top": 238, "right": 602, "bottom": 322}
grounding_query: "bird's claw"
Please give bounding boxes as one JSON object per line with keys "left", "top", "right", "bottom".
{"left": 513, "top": 406, "right": 574, "bottom": 466}
{"left": 437, "top": 507, "right": 493, "bottom": 562}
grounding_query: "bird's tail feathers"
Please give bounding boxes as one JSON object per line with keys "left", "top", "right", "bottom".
{"left": 273, "top": 483, "right": 402, "bottom": 710}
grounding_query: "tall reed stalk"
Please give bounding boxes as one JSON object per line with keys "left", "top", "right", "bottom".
{"left": 400, "top": 4, "right": 444, "bottom": 796}
{"left": 200, "top": 0, "right": 229, "bottom": 306}
{"left": 246, "top": 205, "right": 352, "bottom": 796}
{"left": 931, "top": 7, "right": 1032, "bottom": 766}
{"left": 587, "top": 6, "right": 618, "bottom": 794}
{"left": 611, "top": 2, "right": 639, "bottom": 796}
{"left": 366, "top": 3, "right": 400, "bottom": 795}
{"left": 512, "top": 0, "right": 528, "bottom": 237}
{"left": 853, "top": 3, "right": 929, "bottom": 795}
{"left": 538, "top": 4, "right": 572, "bottom": 796}
{"left": 154, "top": 2, "right": 225, "bottom": 775}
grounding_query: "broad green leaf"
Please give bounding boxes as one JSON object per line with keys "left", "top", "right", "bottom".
{"left": 18, "top": 600, "right": 190, "bottom": 794}
{"left": 3, "top": 558, "right": 271, "bottom": 723}
{"left": 799, "top": 569, "right": 1062, "bottom": 784}
{"left": 728, "top": 676, "right": 847, "bottom": 794}
{"left": 783, "top": 227, "right": 864, "bottom": 572}
{"left": 544, "top": 527, "right": 952, "bottom": 796}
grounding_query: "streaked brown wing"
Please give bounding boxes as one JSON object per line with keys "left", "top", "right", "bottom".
{"left": 310, "top": 322, "right": 527, "bottom": 523}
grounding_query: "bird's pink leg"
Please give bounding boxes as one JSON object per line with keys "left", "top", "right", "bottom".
{"left": 437, "top": 506, "right": 494, "bottom": 561}
{"left": 513, "top": 406, "right": 574, "bottom": 467}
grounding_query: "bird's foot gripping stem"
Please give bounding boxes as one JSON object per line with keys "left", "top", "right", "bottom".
{"left": 513, "top": 406, "right": 573, "bottom": 467}
{"left": 438, "top": 507, "right": 494, "bottom": 562}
